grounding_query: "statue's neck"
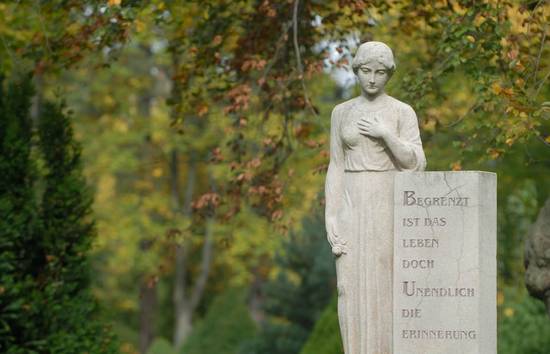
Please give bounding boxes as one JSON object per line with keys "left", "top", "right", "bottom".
{"left": 359, "top": 92, "right": 388, "bottom": 109}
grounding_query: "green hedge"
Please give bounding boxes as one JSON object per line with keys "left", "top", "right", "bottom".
{"left": 299, "top": 297, "right": 343, "bottom": 354}
{"left": 498, "top": 292, "right": 550, "bottom": 354}
{"left": 180, "top": 288, "right": 256, "bottom": 354}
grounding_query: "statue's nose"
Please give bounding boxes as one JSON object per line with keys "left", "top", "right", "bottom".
{"left": 368, "top": 73, "right": 375, "bottom": 83}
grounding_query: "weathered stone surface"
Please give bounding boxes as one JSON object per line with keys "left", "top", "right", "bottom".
{"left": 393, "top": 171, "right": 497, "bottom": 354}
{"left": 525, "top": 198, "right": 550, "bottom": 318}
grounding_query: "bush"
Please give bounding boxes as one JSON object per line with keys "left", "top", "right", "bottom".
{"left": 181, "top": 288, "right": 256, "bottom": 354}
{"left": 299, "top": 297, "right": 343, "bottom": 354}
{"left": 147, "top": 338, "right": 176, "bottom": 354}
{"left": 498, "top": 291, "right": 550, "bottom": 354}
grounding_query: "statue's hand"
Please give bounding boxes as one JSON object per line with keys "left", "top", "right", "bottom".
{"left": 326, "top": 217, "right": 347, "bottom": 257}
{"left": 358, "top": 115, "right": 388, "bottom": 139}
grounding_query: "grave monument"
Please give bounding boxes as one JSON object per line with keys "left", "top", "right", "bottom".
{"left": 324, "top": 41, "right": 496, "bottom": 354}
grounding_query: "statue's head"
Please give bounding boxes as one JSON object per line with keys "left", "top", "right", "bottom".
{"left": 352, "top": 41, "right": 395, "bottom": 97}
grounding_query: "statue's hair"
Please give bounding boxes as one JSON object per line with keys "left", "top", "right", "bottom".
{"left": 352, "top": 41, "right": 396, "bottom": 74}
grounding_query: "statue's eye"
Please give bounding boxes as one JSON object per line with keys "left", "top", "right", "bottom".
{"left": 360, "top": 67, "right": 371, "bottom": 73}
{"left": 376, "top": 70, "right": 386, "bottom": 75}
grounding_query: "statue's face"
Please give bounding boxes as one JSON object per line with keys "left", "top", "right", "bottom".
{"left": 356, "top": 60, "right": 390, "bottom": 97}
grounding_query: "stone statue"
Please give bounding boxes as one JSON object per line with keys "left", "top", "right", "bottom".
{"left": 325, "top": 41, "right": 426, "bottom": 354}
{"left": 525, "top": 198, "right": 550, "bottom": 318}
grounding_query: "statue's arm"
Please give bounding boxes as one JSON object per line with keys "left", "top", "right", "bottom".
{"left": 325, "top": 107, "right": 346, "bottom": 254}
{"left": 381, "top": 105, "right": 426, "bottom": 171}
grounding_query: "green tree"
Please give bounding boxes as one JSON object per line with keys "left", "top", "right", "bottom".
{"left": 0, "top": 76, "right": 37, "bottom": 353}
{"left": 0, "top": 76, "right": 117, "bottom": 353}
{"left": 241, "top": 211, "right": 335, "bottom": 354}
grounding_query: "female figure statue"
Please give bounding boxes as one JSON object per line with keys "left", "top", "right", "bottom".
{"left": 325, "top": 41, "right": 426, "bottom": 354}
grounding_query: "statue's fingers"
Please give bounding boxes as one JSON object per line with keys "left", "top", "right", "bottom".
{"left": 358, "top": 127, "right": 371, "bottom": 135}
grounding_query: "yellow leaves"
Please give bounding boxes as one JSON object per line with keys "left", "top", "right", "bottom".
{"left": 120, "top": 342, "right": 138, "bottom": 354}
{"left": 473, "top": 14, "right": 486, "bottom": 27}
{"left": 451, "top": 1, "right": 467, "bottom": 15}
{"left": 66, "top": 22, "right": 81, "bottom": 36}
{"left": 504, "top": 307, "right": 515, "bottom": 317}
{"left": 514, "top": 78, "right": 525, "bottom": 88}
{"left": 487, "top": 148, "right": 503, "bottom": 160}
{"left": 497, "top": 291, "right": 504, "bottom": 305}
{"left": 513, "top": 60, "right": 525, "bottom": 72}
{"left": 97, "top": 174, "right": 116, "bottom": 204}
{"left": 103, "top": 95, "right": 116, "bottom": 108}
{"left": 152, "top": 167, "right": 163, "bottom": 178}
{"left": 451, "top": 161, "right": 462, "bottom": 171}
{"left": 422, "top": 118, "right": 436, "bottom": 133}
{"left": 108, "top": 0, "right": 122, "bottom": 6}
{"left": 466, "top": 35, "right": 476, "bottom": 43}
{"left": 491, "top": 82, "right": 502, "bottom": 95}
{"left": 117, "top": 298, "right": 137, "bottom": 311}
{"left": 151, "top": 129, "right": 167, "bottom": 145}
{"left": 134, "top": 20, "right": 146, "bottom": 33}
{"left": 114, "top": 120, "right": 128, "bottom": 133}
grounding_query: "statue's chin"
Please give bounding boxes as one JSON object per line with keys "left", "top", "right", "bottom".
{"left": 361, "top": 88, "right": 384, "bottom": 99}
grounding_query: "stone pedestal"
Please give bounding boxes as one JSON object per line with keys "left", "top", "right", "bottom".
{"left": 393, "top": 171, "right": 496, "bottom": 354}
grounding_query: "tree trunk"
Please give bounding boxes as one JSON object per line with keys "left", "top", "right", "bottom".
{"left": 139, "top": 276, "right": 157, "bottom": 354}
{"left": 172, "top": 149, "right": 195, "bottom": 348}
{"left": 248, "top": 269, "right": 266, "bottom": 325}
{"left": 171, "top": 151, "right": 215, "bottom": 349}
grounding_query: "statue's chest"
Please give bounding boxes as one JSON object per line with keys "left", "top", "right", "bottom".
{"left": 340, "top": 107, "right": 399, "bottom": 148}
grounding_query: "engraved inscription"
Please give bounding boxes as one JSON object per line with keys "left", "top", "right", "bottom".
{"left": 401, "top": 238, "right": 439, "bottom": 248}
{"left": 403, "top": 190, "right": 470, "bottom": 207}
{"left": 402, "top": 259, "right": 435, "bottom": 269}
{"left": 401, "top": 330, "right": 477, "bottom": 340}
{"left": 402, "top": 281, "right": 475, "bottom": 297}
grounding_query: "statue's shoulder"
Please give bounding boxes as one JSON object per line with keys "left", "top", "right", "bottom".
{"left": 386, "top": 95, "right": 416, "bottom": 115}
{"left": 332, "top": 96, "right": 362, "bottom": 117}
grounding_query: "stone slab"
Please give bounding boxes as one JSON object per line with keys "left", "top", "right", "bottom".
{"left": 393, "top": 171, "right": 497, "bottom": 354}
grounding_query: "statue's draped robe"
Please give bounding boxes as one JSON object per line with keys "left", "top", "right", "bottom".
{"left": 327, "top": 95, "right": 426, "bottom": 354}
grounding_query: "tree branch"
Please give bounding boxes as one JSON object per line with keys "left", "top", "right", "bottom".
{"left": 292, "top": 0, "right": 318, "bottom": 117}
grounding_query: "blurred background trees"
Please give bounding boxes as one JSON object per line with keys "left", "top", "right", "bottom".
{"left": 0, "top": 1, "right": 548, "bottom": 353}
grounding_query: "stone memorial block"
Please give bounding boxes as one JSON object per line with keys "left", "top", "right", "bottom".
{"left": 393, "top": 171, "right": 496, "bottom": 354}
